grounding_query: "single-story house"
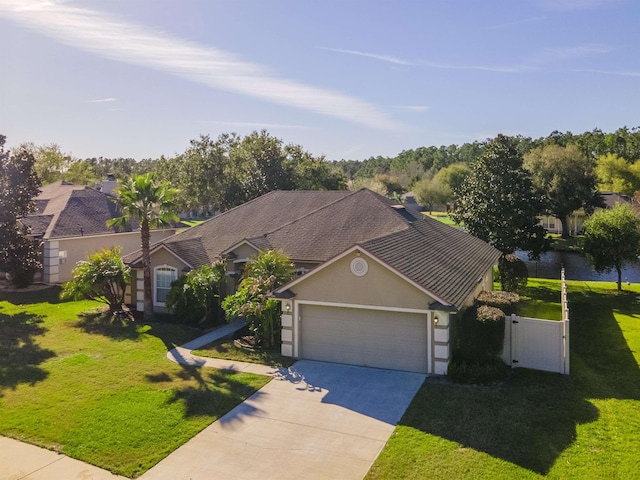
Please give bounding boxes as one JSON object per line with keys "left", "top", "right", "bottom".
{"left": 20, "top": 180, "right": 179, "bottom": 283}
{"left": 125, "top": 188, "right": 500, "bottom": 375}
{"left": 539, "top": 191, "right": 630, "bottom": 235}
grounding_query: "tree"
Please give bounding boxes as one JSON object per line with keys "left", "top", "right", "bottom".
{"left": 452, "top": 135, "right": 545, "bottom": 290}
{"left": 432, "top": 162, "right": 471, "bottom": 195}
{"left": 524, "top": 144, "right": 603, "bottom": 238}
{"left": 582, "top": 203, "right": 640, "bottom": 292}
{"left": 20, "top": 142, "right": 73, "bottom": 185}
{"left": 165, "top": 261, "right": 226, "bottom": 327}
{"left": 222, "top": 250, "right": 294, "bottom": 348}
{"left": 413, "top": 177, "right": 451, "bottom": 213}
{"left": 61, "top": 247, "right": 130, "bottom": 313}
{"left": 595, "top": 153, "right": 640, "bottom": 196}
{"left": 0, "top": 136, "right": 42, "bottom": 288}
{"left": 108, "top": 173, "right": 178, "bottom": 320}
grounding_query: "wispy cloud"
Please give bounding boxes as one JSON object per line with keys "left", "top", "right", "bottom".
{"left": 320, "top": 47, "right": 415, "bottom": 66}
{"left": 528, "top": 44, "right": 610, "bottom": 64}
{"left": 323, "top": 46, "right": 523, "bottom": 73}
{"left": 0, "top": 0, "right": 396, "bottom": 130}
{"left": 572, "top": 69, "right": 640, "bottom": 77}
{"left": 395, "top": 105, "right": 431, "bottom": 113}
{"left": 87, "top": 97, "right": 117, "bottom": 103}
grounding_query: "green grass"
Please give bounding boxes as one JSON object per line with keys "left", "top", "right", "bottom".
{"left": 547, "top": 234, "right": 583, "bottom": 253}
{"left": 367, "top": 279, "right": 640, "bottom": 479}
{"left": 193, "top": 335, "right": 296, "bottom": 368}
{"left": 181, "top": 219, "right": 205, "bottom": 227}
{"left": 517, "top": 278, "right": 564, "bottom": 320}
{"left": 0, "top": 287, "right": 269, "bottom": 478}
{"left": 424, "top": 211, "right": 459, "bottom": 226}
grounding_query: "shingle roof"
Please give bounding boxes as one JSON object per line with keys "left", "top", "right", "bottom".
{"left": 22, "top": 181, "right": 127, "bottom": 239}
{"left": 125, "top": 190, "right": 352, "bottom": 266}
{"left": 260, "top": 189, "right": 420, "bottom": 262}
{"left": 361, "top": 216, "right": 502, "bottom": 310}
{"left": 125, "top": 188, "right": 500, "bottom": 309}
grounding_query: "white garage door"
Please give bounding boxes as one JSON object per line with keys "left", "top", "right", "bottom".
{"left": 300, "top": 304, "right": 428, "bottom": 373}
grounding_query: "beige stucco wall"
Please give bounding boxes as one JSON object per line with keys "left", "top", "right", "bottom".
{"left": 289, "top": 251, "right": 434, "bottom": 311}
{"left": 50, "top": 229, "right": 177, "bottom": 283}
{"left": 130, "top": 246, "right": 190, "bottom": 313}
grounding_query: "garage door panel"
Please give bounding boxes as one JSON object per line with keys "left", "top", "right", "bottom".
{"left": 300, "top": 305, "right": 428, "bottom": 373}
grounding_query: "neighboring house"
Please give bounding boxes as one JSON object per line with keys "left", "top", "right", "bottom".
{"left": 539, "top": 192, "right": 631, "bottom": 235}
{"left": 20, "top": 180, "right": 179, "bottom": 284}
{"left": 125, "top": 188, "right": 500, "bottom": 375}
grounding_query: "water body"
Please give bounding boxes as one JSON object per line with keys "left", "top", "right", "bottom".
{"left": 515, "top": 250, "right": 640, "bottom": 283}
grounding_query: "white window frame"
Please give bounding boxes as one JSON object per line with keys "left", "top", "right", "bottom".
{"left": 58, "top": 250, "right": 67, "bottom": 265}
{"left": 154, "top": 265, "right": 178, "bottom": 307}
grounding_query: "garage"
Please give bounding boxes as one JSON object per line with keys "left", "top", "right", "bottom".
{"left": 299, "top": 304, "right": 429, "bottom": 374}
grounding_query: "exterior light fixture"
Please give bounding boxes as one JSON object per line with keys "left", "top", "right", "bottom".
{"left": 285, "top": 302, "right": 291, "bottom": 312}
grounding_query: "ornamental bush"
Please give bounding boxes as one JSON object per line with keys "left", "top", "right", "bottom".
{"left": 477, "top": 290, "right": 520, "bottom": 315}
{"left": 498, "top": 254, "right": 529, "bottom": 292}
{"left": 165, "top": 261, "right": 225, "bottom": 327}
{"left": 61, "top": 247, "right": 130, "bottom": 313}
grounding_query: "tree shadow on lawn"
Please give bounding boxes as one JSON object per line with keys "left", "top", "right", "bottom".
{"left": 75, "top": 310, "right": 142, "bottom": 341}
{"left": 402, "top": 286, "right": 640, "bottom": 475}
{"left": 0, "top": 311, "right": 55, "bottom": 396}
{"left": 156, "top": 366, "right": 266, "bottom": 419}
{"left": 0, "top": 285, "right": 62, "bottom": 306}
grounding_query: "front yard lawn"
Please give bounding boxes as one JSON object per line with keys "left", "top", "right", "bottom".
{"left": 367, "top": 279, "right": 640, "bottom": 479}
{"left": 193, "top": 330, "right": 296, "bottom": 368}
{"left": 0, "top": 287, "right": 269, "bottom": 478}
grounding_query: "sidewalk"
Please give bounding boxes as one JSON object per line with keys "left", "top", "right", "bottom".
{"left": 166, "top": 317, "right": 283, "bottom": 376}
{"left": 1, "top": 320, "right": 284, "bottom": 480}
{"left": 0, "top": 436, "right": 126, "bottom": 480}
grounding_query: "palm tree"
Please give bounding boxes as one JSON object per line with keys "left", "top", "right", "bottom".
{"left": 108, "top": 173, "right": 178, "bottom": 320}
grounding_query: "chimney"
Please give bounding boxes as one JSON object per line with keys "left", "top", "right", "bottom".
{"left": 102, "top": 173, "right": 119, "bottom": 196}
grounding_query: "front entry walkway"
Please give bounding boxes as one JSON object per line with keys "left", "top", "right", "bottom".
{"left": 140, "top": 360, "right": 425, "bottom": 480}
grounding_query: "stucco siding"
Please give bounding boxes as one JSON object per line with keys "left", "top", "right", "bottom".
{"left": 49, "top": 229, "right": 177, "bottom": 283}
{"left": 290, "top": 251, "right": 433, "bottom": 311}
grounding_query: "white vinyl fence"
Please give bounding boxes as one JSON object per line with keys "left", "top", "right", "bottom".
{"left": 502, "top": 269, "right": 570, "bottom": 375}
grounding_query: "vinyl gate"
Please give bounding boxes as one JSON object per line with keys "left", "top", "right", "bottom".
{"left": 501, "top": 270, "right": 570, "bottom": 375}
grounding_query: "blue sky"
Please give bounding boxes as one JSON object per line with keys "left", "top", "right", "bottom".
{"left": 1, "top": 0, "right": 638, "bottom": 161}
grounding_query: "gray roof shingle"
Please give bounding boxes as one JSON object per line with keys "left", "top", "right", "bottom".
{"left": 126, "top": 189, "right": 500, "bottom": 309}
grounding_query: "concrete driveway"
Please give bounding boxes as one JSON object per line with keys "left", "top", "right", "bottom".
{"left": 140, "top": 360, "right": 425, "bottom": 480}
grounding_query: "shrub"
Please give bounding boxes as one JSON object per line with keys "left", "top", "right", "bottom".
{"left": 165, "top": 262, "right": 225, "bottom": 327}
{"left": 477, "top": 290, "right": 520, "bottom": 315}
{"left": 447, "top": 357, "right": 509, "bottom": 383}
{"left": 222, "top": 250, "right": 294, "bottom": 349}
{"left": 498, "top": 254, "right": 528, "bottom": 292}
{"left": 61, "top": 247, "right": 130, "bottom": 313}
{"left": 452, "top": 305, "right": 506, "bottom": 364}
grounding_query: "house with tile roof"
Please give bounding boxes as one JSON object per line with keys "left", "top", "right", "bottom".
{"left": 125, "top": 188, "right": 501, "bottom": 375}
{"left": 20, "top": 181, "right": 179, "bottom": 284}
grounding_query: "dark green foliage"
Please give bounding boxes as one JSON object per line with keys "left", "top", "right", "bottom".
{"left": 451, "top": 134, "right": 545, "bottom": 257}
{"left": 524, "top": 144, "right": 602, "bottom": 238}
{"left": 451, "top": 304, "right": 506, "bottom": 375}
{"left": 477, "top": 290, "right": 520, "bottom": 315}
{"left": 447, "top": 357, "right": 509, "bottom": 383}
{"left": 165, "top": 262, "right": 226, "bottom": 327}
{"left": 0, "top": 136, "right": 42, "bottom": 288}
{"left": 222, "top": 250, "right": 294, "bottom": 348}
{"left": 61, "top": 247, "right": 130, "bottom": 313}
{"left": 582, "top": 203, "right": 640, "bottom": 291}
{"left": 498, "top": 254, "right": 529, "bottom": 292}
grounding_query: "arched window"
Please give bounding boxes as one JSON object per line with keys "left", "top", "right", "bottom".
{"left": 154, "top": 265, "right": 177, "bottom": 306}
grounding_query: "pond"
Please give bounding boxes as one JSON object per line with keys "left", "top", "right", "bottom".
{"left": 515, "top": 250, "right": 640, "bottom": 283}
